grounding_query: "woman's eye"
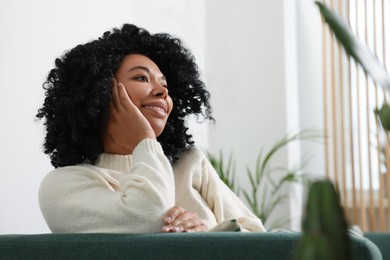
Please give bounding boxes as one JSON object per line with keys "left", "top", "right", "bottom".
{"left": 134, "top": 75, "right": 148, "bottom": 82}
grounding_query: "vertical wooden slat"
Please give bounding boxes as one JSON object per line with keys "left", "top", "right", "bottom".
{"left": 346, "top": 0, "right": 358, "bottom": 226}
{"left": 375, "top": 0, "right": 386, "bottom": 232}
{"left": 356, "top": 63, "right": 367, "bottom": 230}
{"left": 364, "top": 0, "right": 376, "bottom": 231}
{"left": 337, "top": 0, "right": 349, "bottom": 220}
{"left": 323, "top": 0, "right": 330, "bottom": 179}
{"left": 355, "top": 0, "right": 368, "bottom": 231}
{"left": 381, "top": 3, "right": 389, "bottom": 231}
{"left": 375, "top": 109, "right": 385, "bottom": 231}
{"left": 384, "top": 0, "right": 390, "bottom": 231}
{"left": 385, "top": 124, "right": 390, "bottom": 228}
{"left": 383, "top": 130, "right": 390, "bottom": 232}
{"left": 385, "top": 128, "right": 390, "bottom": 230}
{"left": 330, "top": 0, "right": 340, "bottom": 192}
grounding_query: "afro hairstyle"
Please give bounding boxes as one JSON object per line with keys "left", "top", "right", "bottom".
{"left": 36, "top": 24, "right": 213, "bottom": 168}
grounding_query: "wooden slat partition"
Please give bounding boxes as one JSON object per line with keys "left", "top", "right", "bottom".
{"left": 321, "top": 0, "right": 390, "bottom": 231}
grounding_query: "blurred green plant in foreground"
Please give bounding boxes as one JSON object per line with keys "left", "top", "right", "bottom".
{"left": 293, "top": 180, "right": 352, "bottom": 260}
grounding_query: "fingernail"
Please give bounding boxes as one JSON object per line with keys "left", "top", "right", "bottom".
{"left": 164, "top": 217, "right": 171, "bottom": 223}
{"left": 175, "top": 226, "right": 182, "bottom": 232}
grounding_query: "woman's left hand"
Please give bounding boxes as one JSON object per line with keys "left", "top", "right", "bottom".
{"left": 161, "top": 206, "right": 208, "bottom": 233}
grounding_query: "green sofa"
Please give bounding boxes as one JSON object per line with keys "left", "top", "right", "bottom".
{"left": 0, "top": 232, "right": 388, "bottom": 259}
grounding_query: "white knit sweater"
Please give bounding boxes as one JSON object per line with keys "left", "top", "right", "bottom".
{"left": 39, "top": 138, "right": 266, "bottom": 233}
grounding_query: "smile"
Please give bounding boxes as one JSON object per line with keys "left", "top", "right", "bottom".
{"left": 142, "top": 102, "right": 168, "bottom": 117}
{"left": 144, "top": 105, "right": 166, "bottom": 114}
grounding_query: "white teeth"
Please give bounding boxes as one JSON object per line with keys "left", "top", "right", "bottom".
{"left": 144, "top": 106, "right": 165, "bottom": 113}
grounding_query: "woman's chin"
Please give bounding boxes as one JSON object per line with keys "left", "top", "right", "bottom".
{"left": 150, "top": 123, "right": 166, "bottom": 138}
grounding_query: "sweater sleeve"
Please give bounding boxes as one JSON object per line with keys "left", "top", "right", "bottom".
{"left": 39, "top": 139, "right": 175, "bottom": 233}
{"left": 193, "top": 148, "right": 266, "bottom": 232}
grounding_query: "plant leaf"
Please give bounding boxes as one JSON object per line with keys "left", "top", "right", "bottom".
{"left": 246, "top": 166, "right": 256, "bottom": 189}
{"left": 268, "top": 216, "right": 291, "bottom": 230}
{"left": 242, "top": 189, "right": 256, "bottom": 213}
{"left": 316, "top": 1, "right": 390, "bottom": 91}
{"left": 264, "top": 194, "right": 288, "bottom": 218}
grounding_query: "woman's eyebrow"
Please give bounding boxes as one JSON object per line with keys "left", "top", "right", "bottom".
{"left": 128, "top": 66, "right": 166, "bottom": 81}
{"left": 127, "top": 66, "right": 150, "bottom": 73}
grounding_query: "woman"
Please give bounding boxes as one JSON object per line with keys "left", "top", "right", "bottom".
{"left": 37, "top": 24, "right": 266, "bottom": 233}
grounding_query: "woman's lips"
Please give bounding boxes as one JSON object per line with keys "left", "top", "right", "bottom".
{"left": 142, "top": 102, "right": 168, "bottom": 116}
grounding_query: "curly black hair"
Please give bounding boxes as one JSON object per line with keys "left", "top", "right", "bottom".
{"left": 37, "top": 24, "right": 213, "bottom": 168}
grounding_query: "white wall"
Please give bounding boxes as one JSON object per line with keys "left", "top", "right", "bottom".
{"left": 205, "top": 0, "right": 287, "bottom": 174}
{"left": 0, "top": 0, "right": 206, "bottom": 234}
{"left": 205, "top": 0, "right": 295, "bottom": 229}
{"left": 296, "top": 0, "right": 324, "bottom": 177}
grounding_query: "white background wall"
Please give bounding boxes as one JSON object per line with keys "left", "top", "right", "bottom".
{"left": 205, "top": 0, "right": 288, "bottom": 176}
{"left": 205, "top": 0, "right": 295, "bottom": 229}
{"left": 296, "top": 0, "right": 325, "bottom": 177}
{"left": 0, "top": 0, "right": 324, "bottom": 234}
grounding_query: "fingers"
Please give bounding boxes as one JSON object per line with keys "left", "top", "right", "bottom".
{"left": 184, "top": 224, "right": 208, "bottom": 233}
{"left": 161, "top": 225, "right": 183, "bottom": 233}
{"left": 111, "top": 78, "right": 122, "bottom": 112}
{"left": 170, "top": 211, "right": 202, "bottom": 228}
{"left": 161, "top": 215, "right": 201, "bottom": 232}
{"left": 163, "top": 205, "right": 186, "bottom": 224}
{"left": 117, "top": 82, "right": 135, "bottom": 112}
{"left": 161, "top": 206, "right": 208, "bottom": 233}
{"left": 111, "top": 78, "right": 136, "bottom": 112}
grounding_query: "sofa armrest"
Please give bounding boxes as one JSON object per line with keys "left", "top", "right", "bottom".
{"left": 0, "top": 232, "right": 382, "bottom": 260}
{"left": 364, "top": 232, "right": 390, "bottom": 260}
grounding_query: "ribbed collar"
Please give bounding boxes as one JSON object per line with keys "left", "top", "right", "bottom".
{"left": 95, "top": 153, "right": 133, "bottom": 173}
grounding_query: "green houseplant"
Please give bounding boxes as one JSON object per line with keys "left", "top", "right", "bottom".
{"left": 208, "top": 129, "right": 321, "bottom": 229}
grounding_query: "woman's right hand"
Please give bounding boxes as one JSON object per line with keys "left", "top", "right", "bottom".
{"left": 161, "top": 206, "right": 208, "bottom": 233}
{"left": 103, "top": 79, "right": 155, "bottom": 154}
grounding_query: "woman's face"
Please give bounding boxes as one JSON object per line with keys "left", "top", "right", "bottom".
{"left": 115, "top": 54, "right": 173, "bottom": 137}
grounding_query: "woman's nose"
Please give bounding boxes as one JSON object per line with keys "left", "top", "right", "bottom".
{"left": 152, "top": 82, "right": 168, "bottom": 98}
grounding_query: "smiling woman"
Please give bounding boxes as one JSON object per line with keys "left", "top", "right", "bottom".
{"left": 36, "top": 23, "right": 266, "bottom": 234}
